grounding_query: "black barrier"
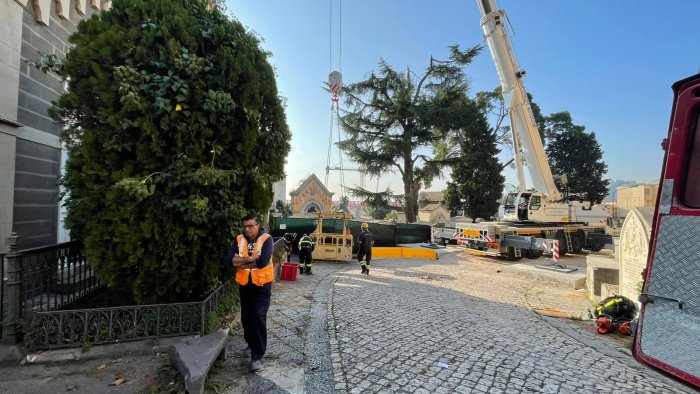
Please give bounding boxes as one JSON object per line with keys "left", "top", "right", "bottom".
{"left": 269, "top": 218, "right": 430, "bottom": 252}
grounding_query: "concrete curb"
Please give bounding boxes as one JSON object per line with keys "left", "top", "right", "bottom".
{"left": 19, "top": 335, "right": 199, "bottom": 365}
{"left": 168, "top": 328, "right": 230, "bottom": 394}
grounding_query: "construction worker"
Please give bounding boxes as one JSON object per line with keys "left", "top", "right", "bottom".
{"left": 298, "top": 234, "right": 315, "bottom": 274}
{"left": 357, "top": 222, "right": 374, "bottom": 275}
{"left": 225, "top": 213, "right": 274, "bottom": 372}
{"left": 282, "top": 233, "right": 296, "bottom": 263}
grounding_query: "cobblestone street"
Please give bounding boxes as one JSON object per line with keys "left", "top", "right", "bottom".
{"left": 215, "top": 248, "right": 694, "bottom": 393}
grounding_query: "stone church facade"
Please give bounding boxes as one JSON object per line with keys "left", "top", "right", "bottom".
{"left": 289, "top": 174, "right": 333, "bottom": 215}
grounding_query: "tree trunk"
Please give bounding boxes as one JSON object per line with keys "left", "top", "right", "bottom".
{"left": 403, "top": 154, "right": 418, "bottom": 223}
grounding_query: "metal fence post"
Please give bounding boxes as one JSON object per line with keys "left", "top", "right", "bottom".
{"left": 3, "top": 233, "right": 22, "bottom": 343}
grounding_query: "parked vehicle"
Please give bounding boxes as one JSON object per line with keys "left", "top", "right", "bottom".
{"left": 455, "top": 0, "right": 611, "bottom": 260}
{"left": 632, "top": 73, "right": 700, "bottom": 389}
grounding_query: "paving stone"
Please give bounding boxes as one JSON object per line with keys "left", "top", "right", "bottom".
{"left": 233, "top": 255, "right": 695, "bottom": 394}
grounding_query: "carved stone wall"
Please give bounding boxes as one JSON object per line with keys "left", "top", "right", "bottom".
{"left": 619, "top": 207, "right": 655, "bottom": 305}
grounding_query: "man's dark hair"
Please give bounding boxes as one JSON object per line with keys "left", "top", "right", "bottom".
{"left": 242, "top": 213, "right": 259, "bottom": 223}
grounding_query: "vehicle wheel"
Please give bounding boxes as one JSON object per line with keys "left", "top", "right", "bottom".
{"left": 571, "top": 231, "right": 584, "bottom": 254}
{"left": 524, "top": 249, "right": 544, "bottom": 259}
{"left": 505, "top": 247, "right": 523, "bottom": 261}
{"left": 555, "top": 231, "right": 569, "bottom": 256}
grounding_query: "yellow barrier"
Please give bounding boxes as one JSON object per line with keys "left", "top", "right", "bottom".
{"left": 462, "top": 249, "right": 499, "bottom": 257}
{"left": 371, "top": 247, "right": 438, "bottom": 260}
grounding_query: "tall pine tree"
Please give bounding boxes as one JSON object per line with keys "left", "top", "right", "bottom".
{"left": 340, "top": 46, "right": 481, "bottom": 222}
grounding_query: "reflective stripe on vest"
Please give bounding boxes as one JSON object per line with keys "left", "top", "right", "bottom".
{"left": 235, "top": 233, "right": 273, "bottom": 286}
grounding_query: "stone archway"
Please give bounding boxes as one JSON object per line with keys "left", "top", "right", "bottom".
{"left": 303, "top": 201, "right": 322, "bottom": 214}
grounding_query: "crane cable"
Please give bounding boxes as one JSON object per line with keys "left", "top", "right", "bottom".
{"left": 325, "top": 0, "right": 345, "bottom": 198}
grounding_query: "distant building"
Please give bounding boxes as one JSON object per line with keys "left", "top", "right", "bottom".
{"left": 616, "top": 184, "right": 658, "bottom": 218}
{"left": 289, "top": 174, "right": 334, "bottom": 215}
{"left": 419, "top": 191, "right": 444, "bottom": 209}
{"left": 417, "top": 203, "right": 451, "bottom": 225}
{"left": 417, "top": 191, "right": 450, "bottom": 224}
{"left": 271, "top": 179, "right": 286, "bottom": 206}
{"left": 0, "top": 1, "right": 106, "bottom": 251}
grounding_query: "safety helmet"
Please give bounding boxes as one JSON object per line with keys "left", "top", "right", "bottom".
{"left": 361, "top": 223, "right": 369, "bottom": 229}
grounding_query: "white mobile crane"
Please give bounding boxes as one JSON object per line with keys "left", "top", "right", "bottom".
{"left": 477, "top": 0, "right": 609, "bottom": 224}
{"left": 449, "top": 0, "right": 611, "bottom": 259}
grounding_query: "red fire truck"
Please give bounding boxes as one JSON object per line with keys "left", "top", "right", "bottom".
{"left": 633, "top": 73, "right": 700, "bottom": 389}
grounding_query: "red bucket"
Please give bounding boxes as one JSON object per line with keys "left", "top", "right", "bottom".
{"left": 281, "top": 263, "right": 299, "bottom": 281}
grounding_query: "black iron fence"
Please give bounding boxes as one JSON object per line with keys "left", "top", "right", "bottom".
{"left": 1, "top": 238, "right": 106, "bottom": 343}
{"left": 25, "top": 282, "right": 233, "bottom": 350}
{"left": 1, "top": 235, "right": 241, "bottom": 350}
{"left": 19, "top": 241, "right": 104, "bottom": 316}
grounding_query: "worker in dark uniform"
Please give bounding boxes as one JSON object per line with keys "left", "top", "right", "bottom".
{"left": 225, "top": 213, "right": 274, "bottom": 372}
{"left": 298, "top": 234, "right": 315, "bottom": 274}
{"left": 357, "top": 222, "right": 374, "bottom": 275}
{"left": 282, "top": 233, "right": 296, "bottom": 262}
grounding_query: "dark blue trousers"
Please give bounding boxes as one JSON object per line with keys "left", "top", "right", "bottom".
{"left": 239, "top": 281, "right": 271, "bottom": 361}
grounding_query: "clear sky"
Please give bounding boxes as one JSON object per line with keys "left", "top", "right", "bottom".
{"left": 226, "top": 0, "right": 700, "bottom": 200}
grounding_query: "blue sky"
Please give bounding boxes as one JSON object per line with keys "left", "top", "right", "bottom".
{"left": 226, "top": 0, "right": 700, "bottom": 199}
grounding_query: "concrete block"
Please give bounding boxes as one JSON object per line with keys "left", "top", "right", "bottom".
{"left": 168, "top": 328, "right": 230, "bottom": 394}
{"left": 501, "top": 262, "right": 587, "bottom": 290}
{"left": 601, "top": 283, "right": 620, "bottom": 299}
{"left": 586, "top": 255, "right": 619, "bottom": 298}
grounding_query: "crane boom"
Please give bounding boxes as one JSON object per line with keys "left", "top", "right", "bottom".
{"left": 476, "top": 0, "right": 562, "bottom": 200}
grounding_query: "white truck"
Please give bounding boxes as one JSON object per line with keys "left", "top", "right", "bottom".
{"left": 453, "top": 0, "right": 611, "bottom": 260}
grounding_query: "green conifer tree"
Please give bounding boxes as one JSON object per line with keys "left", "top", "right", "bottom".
{"left": 51, "top": 0, "right": 290, "bottom": 303}
{"left": 443, "top": 98, "right": 505, "bottom": 221}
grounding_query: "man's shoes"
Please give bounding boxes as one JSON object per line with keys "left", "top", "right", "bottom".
{"left": 365, "top": 269, "right": 370, "bottom": 275}
{"left": 305, "top": 270, "right": 313, "bottom": 275}
{"left": 250, "top": 359, "right": 262, "bottom": 372}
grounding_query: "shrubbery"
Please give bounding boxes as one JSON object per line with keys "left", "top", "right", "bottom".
{"left": 51, "top": 0, "right": 290, "bottom": 303}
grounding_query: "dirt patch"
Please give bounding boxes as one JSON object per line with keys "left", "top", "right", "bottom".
{"left": 569, "top": 319, "right": 634, "bottom": 351}
{"left": 532, "top": 307, "right": 571, "bottom": 319}
{"left": 138, "top": 364, "right": 184, "bottom": 394}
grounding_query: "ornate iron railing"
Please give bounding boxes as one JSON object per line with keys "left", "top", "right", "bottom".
{"left": 18, "top": 241, "right": 104, "bottom": 316}
{"left": 25, "top": 282, "right": 234, "bottom": 350}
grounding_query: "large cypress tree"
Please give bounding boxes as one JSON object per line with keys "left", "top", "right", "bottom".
{"left": 442, "top": 97, "right": 504, "bottom": 221}
{"left": 51, "top": 0, "right": 290, "bottom": 303}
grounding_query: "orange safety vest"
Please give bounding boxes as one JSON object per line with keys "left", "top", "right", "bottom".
{"left": 235, "top": 233, "right": 274, "bottom": 286}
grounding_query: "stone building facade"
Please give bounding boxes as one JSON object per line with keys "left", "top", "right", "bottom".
{"left": 289, "top": 174, "right": 333, "bottom": 215}
{"left": 616, "top": 184, "right": 659, "bottom": 217}
{"left": 0, "top": 1, "right": 108, "bottom": 251}
{"left": 417, "top": 203, "right": 450, "bottom": 225}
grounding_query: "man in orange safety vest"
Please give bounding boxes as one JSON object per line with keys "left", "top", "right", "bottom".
{"left": 225, "top": 213, "right": 274, "bottom": 372}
